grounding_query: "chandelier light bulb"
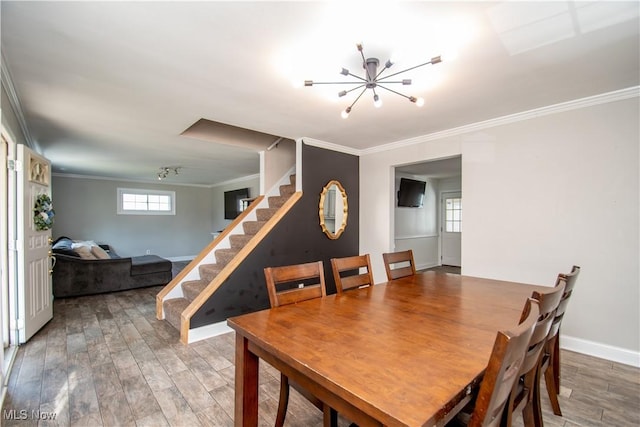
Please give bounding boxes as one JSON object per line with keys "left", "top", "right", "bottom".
{"left": 415, "top": 97, "right": 425, "bottom": 107}
{"left": 341, "top": 107, "right": 351, "bottom": 119}
{"left": 373, "top": 94, "right": 382, "bottom": 108}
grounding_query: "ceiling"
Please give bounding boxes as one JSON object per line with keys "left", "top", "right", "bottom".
{"left": 2, "top": 1, "right": 638, "bottom": 186}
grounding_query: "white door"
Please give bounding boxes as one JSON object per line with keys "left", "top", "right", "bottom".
{"left": 441, "top": 192, "right": 462, "bottom": 267}
{"left": 16, "top": 145, "right": 53, "bottom": 343}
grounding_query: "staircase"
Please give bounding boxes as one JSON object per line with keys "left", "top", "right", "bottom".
{"left": 157, "top": 173, "right": 299, "bottom": 343}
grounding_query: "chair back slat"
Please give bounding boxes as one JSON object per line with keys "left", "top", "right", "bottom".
{"left": 503, "top": 282, "right": 567, "bottom": 425}
{"left": 382, "top": 250, "right": 417, "bottom": 281}
{"left": 547, "top": 265, "right": 581, "bottom": 340}
{"left": 264, "top": 261, "right": 327, "bottom": 308}
{"left": 275, "top": 285, "right": 325, "bottom": 307}
{"left": 331, "top": 254, "right": 374, "bottom": 294}
{"left": 520, "top": 283, "right": 566, "bottom": 374}
{"left": 469, "top": 299, "right": 539, "bottom": 427}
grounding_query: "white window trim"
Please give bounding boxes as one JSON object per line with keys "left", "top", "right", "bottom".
{"left": 117, "top": 188, "right": 176, "bottom": 215}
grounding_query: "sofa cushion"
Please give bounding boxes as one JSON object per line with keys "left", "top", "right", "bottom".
{"left": 130, "top": 255, "right": 172, "bottom": 276}
{"left": 53, "top": 248, "right": 80, "bottom": 257}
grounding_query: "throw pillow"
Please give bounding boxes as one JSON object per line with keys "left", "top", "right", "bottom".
{"left": 72, "top": 240, "right": 97, "bottom": 249}
{"left": 91, "top": 245, "right": 111, "bottom": 260}
{"left": 52, "top": 237, "right": 73, "bottom": 251}
{"left": 74, "top": 246, "right": 97, "bottom": 260}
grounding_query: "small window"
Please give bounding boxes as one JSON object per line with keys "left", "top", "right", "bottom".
{"left": 445, "top": 197, "right": 462, "bottom": 232}
{"left": 117, "top": 188, "right": 175, "bottom": 215}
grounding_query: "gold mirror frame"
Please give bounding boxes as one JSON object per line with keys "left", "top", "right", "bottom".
{"left": 319, "top": 180, "right": 348, "bottom": 240}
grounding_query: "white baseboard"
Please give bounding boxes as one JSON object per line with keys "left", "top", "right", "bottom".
{"left": 166, "top": 255, "right": 196, "bottom": 262}
{"left": 562, "top": 335, "right": 640, "bottom": 367}
{"left": 416, "top": 262, "right": 439, "bottom": 271}
{"left": 187, "top": 321, "right": 233, "bottom": 344}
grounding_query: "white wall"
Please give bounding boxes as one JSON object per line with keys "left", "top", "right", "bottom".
{"left": 360, "top": 94, "right": 639, "bottom": 364}
{"left": 211, "top": 175, "right": 260, "bottom": 233}
{"left": 52, "top": 175, "right": 214, "bottom": 259}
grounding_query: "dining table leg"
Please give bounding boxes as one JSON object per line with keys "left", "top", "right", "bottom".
{"left": 235, "top": 333, "right": 259, "bottom": 426}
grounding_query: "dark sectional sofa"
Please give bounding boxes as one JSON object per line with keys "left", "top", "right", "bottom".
{"left": 52, "top": 237, "right": 173, "bottom": 298}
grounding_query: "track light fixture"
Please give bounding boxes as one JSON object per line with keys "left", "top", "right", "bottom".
{"left": 305, "top": 43, "right": 442, "bottom": 118}
{"left": 157, "top": 166, "right": 181, "bottom": 181}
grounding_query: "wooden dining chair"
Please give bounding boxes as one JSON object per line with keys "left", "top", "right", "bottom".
{"left": 537, "top": 265, "right": 581, "bottom": 418}
{"left": 382, "top": 249, "right": 416, "bottom": 280}
{"left": 330, "top": 254, "right": 375, "bottom": 294}
{"left": 452, "top": 298, "right": 539, "bottom": 427}
{"left": 505, "top": 283, "right": 566, "bottom": 427}
{"left": 263, "top": 261, "right": 337, "bottom": 427}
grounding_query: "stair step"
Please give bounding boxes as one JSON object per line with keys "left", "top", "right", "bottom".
{"left": 215, "top": 248, "right": 239, "bottom": 265}
{"left": 268, "top": 195, "right": 288, "bottom": 208}
{"left": 160, "top": 173, "right": 298, "bottom": 334}
{"left": 163, "top": 297, "right": 190, "bottom": 331}
{"left": 279, "top": 183, "right": 295, "bottom": 197}
{"left": 183, "top": 280, "right": 208, "bottom": 302}
{"left": 243, "top": 220, "right": 266, "bottom": 235}
{"left": 230, "top": 234, "right": 253, "bottom": 249}
{"left": 199, "top": 263, "right": 223, "bottom": 282}
{"left": 256, "top": 208, "right": 278, "bottom": 221}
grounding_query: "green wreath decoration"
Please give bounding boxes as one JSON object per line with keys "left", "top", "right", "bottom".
{"left": 34, "top": 194, "right": 55, "bottom": 231}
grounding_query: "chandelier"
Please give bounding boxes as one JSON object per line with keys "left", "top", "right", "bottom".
{"left": 305, "top": 43, "right": 442, "bottom": 118}
{"left": 157, "top": 166, "right": 181, "bottom": 181}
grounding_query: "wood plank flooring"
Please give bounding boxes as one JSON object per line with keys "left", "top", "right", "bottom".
{"left": 2, "top": 285, "right": 638, "bottom": 426}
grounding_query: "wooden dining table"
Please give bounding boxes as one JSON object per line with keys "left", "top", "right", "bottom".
{"left": 227, "top": 271, "right": 549, "bottom": 427}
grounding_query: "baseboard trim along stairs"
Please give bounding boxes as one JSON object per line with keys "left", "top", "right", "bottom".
{"left": 156, "top": 172, "right": 300, "bottom": 344}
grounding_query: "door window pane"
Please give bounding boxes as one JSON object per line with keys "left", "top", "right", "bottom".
{"left": 445, "top": 197, "right": 462, "bottom": 233}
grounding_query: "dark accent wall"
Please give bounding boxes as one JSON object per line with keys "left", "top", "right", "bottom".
{"left": 191, "top": 143, "right": 359, "bottom": 328}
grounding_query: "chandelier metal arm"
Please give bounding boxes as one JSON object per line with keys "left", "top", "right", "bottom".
{"left": 379, "top": 56, "right": 442, "bottom": 81}
{"left": 373, "top": 80, "right": 412, "bottom": 84}
{"left": 307, "top": 81, "right": 368, "bottom": 85}
{"left": 348, "top": 87, "right": 368, "bottom": 110}
{"left": 376, "top": 84, "right": 413, "bottom": 101}
{"left": 341, "top": 84, "right": 366, "bottom": 96}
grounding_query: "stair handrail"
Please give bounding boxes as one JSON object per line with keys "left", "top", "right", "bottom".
{"left": 155, "top": 196, "right": 264, "bottom": 319}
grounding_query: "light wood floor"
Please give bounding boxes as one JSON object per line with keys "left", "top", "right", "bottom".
{"left": 2, "top": 285, "right": 638, "bottom": 426}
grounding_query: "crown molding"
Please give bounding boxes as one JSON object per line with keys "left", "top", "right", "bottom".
{"left": 1, "top": 50, "right": 37, "bottom": 151}
{"left": 52, "top": 172, "right": 226, "bottom": 189}
{"left": 361, "top": 86, "right": 640, "bottom": 155}
{"left": 301, "top": 137, "right": 361, "bottom": 156}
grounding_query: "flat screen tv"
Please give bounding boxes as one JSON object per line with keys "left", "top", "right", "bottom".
{"left": 224, "top": 188, "right": 249, "bottom": 219}
{"left": 397, "top": 178, "right": 426, "bottom": 207}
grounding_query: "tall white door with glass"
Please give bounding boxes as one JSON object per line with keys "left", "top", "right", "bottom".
{"left": 441, "top": 192, "right": 462, "bottom": 267}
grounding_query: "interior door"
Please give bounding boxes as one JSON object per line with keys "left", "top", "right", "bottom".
{"left": 441, "top": 192, "right": 462, "bottom": 267}
{"left": 16, "top": 145, "right": 53, "bottom": 343}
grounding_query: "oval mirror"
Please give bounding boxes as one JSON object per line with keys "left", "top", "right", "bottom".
{"left": 319, "top": 180, "right": 348, "bottom": 240}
